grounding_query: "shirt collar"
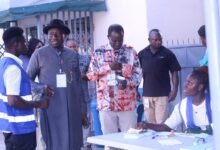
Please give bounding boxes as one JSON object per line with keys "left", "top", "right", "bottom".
{"left": 146, "top": 45, "right": 164, "bottom": 55}
{"left": 49, "top": 44, "right": 64, "bottom": 52}
{"left": 3, "top": 52, "right": 23, "bottom": 67}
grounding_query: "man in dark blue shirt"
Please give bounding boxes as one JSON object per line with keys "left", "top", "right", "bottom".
{"left": 138, "top": 29, "right": 181, "bottom": 124}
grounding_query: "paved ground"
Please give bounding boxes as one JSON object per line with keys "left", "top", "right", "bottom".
{"left": 0, "top": 128, "right": 104, "bottom": 150}
{"left": 0, "top": 128, "right": 43, "bottom": 150}
{"left": 0, "top": 132, "right": 5, "bottom": 150}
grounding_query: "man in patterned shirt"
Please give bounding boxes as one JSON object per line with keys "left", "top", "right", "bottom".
{"left": 87, "top": 24, "right": 142, "bottom": 139}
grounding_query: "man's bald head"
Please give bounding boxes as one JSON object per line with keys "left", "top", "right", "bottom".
{"left": 148, "top": 29, "right": 162, "bottom": 50}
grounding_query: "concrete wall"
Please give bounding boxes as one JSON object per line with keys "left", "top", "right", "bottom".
{"left": 147, "top": 0, "right": 204, "bottom": 47}
{"left": 0, "top": 0, "right": 10, "bottom": 11}
{"left": 93, "top": 0, "right": 205, "bottom": 51}
{"left": 4, "top": 0, "right": 205, "bottom": 51}
{"left": 93, "top": 0, "right": 148, "bottom": 51}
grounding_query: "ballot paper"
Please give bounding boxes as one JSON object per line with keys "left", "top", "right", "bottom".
{"left": 124, "top": 128, "right": 149, "bottom": 139}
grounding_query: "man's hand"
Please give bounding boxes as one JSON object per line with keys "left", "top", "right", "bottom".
{"left": 38, "top": 99, "right": 49, "bottom": 109}
{"left": 168, "top": 90, "right": 177, "bottom": 102}
{"left": 137, "top": 90, "right": 141, "bottom": 102}
{"left": 35, "top": 97, "right": 50, "bottom": 109}
{"left": 82, "top": 113, "right": 90, "bottom": 129}
{"left": 82, "top": 74, "right": 89, "bottom": 81}
{"left": 169, "top": 71, "right": 179, "bottom": 102}
{"left": 117, "top": 79, "right": 127, "bottom": 90}
{"left": 43, "top": 85, "right": 54, "bottom": 97}
{"left": 137, "top": 122, "right": 148, "bottom": 129}
{"left": 110, "top": 62, "right": 122, "bottom": 71}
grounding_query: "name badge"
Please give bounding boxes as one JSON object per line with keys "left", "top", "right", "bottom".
{"left": 107, "top": 73, "right": 117, "bottom": 86}
{"left": 56, "top": 73, "right": 67, "bottom": 88}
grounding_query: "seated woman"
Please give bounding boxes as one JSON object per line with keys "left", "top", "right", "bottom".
{"left": 138, "top": 67, "right": 212, "bottom": 135}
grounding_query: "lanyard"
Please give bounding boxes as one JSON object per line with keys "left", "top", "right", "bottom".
{"left": 56, "top": 50, "right": 63, "bottom": 73}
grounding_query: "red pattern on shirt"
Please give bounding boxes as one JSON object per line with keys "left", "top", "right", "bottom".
{"left": 87, "top": 44, "right": 142, "bottom": 111}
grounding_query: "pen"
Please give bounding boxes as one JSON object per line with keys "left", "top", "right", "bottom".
{"left": 152, "top": 134, "right": 159, "bottom": 139}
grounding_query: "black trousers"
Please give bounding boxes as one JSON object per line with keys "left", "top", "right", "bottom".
{"left": 3, "top": 131, "right": 36, "bottom": 150}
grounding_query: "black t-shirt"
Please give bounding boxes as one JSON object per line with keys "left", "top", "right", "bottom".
{"left": 138, "top": 46, "right": 181, "bottom": 96}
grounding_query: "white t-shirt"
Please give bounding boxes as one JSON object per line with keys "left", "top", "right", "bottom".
{"left": 165, "top": 97, "right": 209, "bottom": 130}
{"left": 2, "top": 53, "right": 22, "bottom": 96}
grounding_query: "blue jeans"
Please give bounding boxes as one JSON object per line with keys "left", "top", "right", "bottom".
{"left": 90, "top": 100, "right": 102, "bottom": 136}
{"left": 137, "top": 88, "right": 144, "bottom": 122}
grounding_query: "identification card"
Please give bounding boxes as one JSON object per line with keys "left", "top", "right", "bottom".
{"left": 107, "top": 73, "right": 117, "bottom": 86}
{"left": 56, "top": 73, "right": 67, "bottom": 88}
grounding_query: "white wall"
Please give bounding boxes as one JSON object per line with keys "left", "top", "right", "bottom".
{"left": 147, "top": 0, "right": 204, "bottom": 47}
{"left": 93, "top": 0, "right": 204, "bottom": 50}
{"left": 0, "top": 0, "right": 10, "bottom": 11}
{"left": 14, "top": 0, "right": 205, "bottom": 50}
{"left": 0, "top": 0, "right": 207, "bottom": 48}
{"left": 93, "top": 0, "right": 148, "bottom": 51}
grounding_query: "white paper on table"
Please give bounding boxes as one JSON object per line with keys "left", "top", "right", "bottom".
{"left": 123, "top": 133, "right": 147, "bottom": 139}
{"left": 157, "top": 139, "right": 182, "bottom": 146}
{"left": 123, "top": 129, "right": 152, "bottom": 139}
